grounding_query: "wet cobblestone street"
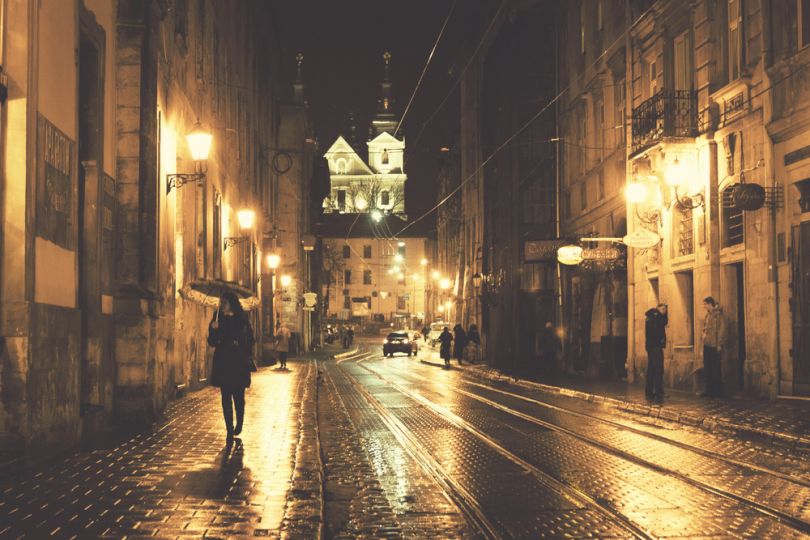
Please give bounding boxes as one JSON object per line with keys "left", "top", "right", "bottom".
{"left": 1, "top": 344, "right": 809, "bottom": 539}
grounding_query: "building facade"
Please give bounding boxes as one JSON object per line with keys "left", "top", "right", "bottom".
{"left": 0, "top": 0, "right": 299, "bottom": 461}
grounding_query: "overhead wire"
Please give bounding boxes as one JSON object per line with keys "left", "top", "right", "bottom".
{"left": 395, "top": 2, "right": 659, "bottom": 237}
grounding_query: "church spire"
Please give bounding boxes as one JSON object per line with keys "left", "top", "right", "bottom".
{"left": 371, "top": 51, "right": 398, "bottom": 137}
{"left": 293, "top": 52, "right": 305, "bottom": 105}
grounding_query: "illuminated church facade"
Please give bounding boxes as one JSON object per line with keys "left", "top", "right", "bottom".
{"left": 323, "top": 52, "right": 407, "bottom": 216}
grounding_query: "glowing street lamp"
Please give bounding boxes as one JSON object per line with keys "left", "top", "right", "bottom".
{"left": 397, "top": 272, "right": 405, "bottom": 281}
{"left": 557, "top": 245, "right": 584, "bottom": 265}
{"left": 437, "top": 305, "right": 445, "bottom": 313}
{"left": 439, "top": 277, "right": 452, "bottom": 291}
{"left": 370, "top": 209, "right": 383, "bottom": 222}
{"left": 167, "top": 122, "right": 212, "bottom": 194}
{"left": 431, "top": 270, "right": 441, "bottom": 280}
{"left": 625, "top": 181, "right": 648, "bottom": 204}
{"left": 355, "top": 196, "right": 368, "bottom": 211}
{"left": 280, "top": 274, "right": 292, "bottom": 288}
{"left": 397, "top": 241, "right": 405, "bottom": 247}
{"left": 393, "top": 253, "right": 404, "bottom": 263}
{"left": 224, "top": 208, "right": 256, "bottom": 250}
{"left": 266, "top": 253, "right": 281, "bottom": 270}
{"left": 420, "top": 258, "right": 428, "bottom": 266}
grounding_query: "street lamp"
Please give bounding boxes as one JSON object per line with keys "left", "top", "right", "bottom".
{"left": 371, "top": 209, "right": 383, "bottom": 222}
{"left": 393, "top": 253, "right": 404, "bottom": 263}
{"left": 472, "top": 272, "right": 483, "bottom": 288}
{"left": 420, "top": 258, "right": 428, "bottom": 266}
{"left": 266, "top": 253, "right": 281, "bottom": 270}
{"left": 355, "top": 196, "right": 368, "bottom": 211}
{"left": 439, "top": 277, "right": 452, "bottom": 291}
{"left": 280, "top": 274, "right": 292, "bottom": 288}
{"left": 224, "top": 208, "right": 255, "bottom": 250}
{"left": 167, "top": 122, "right": 212, "bottom": 194}
{"left": 431, "top": 270, "right": 441, "bottom": 280}
{"left": 665, "top": 155, "right": 705, "bottom": 209}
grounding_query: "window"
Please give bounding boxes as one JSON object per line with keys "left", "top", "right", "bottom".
{"left": 801, "top": 0, "right": 810, "bottom": 48}
{"left": 336, "top": 158, "right": 347, "bottom": 174}
{"left": 381, "top": 149, "right": 389, "bottom": 165}
{"left": 363, "top": 270, "right": 372, "bottom": 285}
{"left": 674, "top": 271, "right": 694, "bottom": 346}
{"left": 397, "top": 244, "right": 406, "bottom": 257}
{"left": 649, "top": 60, "right": 658, "bottom": 97}
{"left": 614, "top": 79, "right": 625, "bottom": 146}
{"left": 728, "top": 0, "right": 742, "bottom": 81}
{"left": 363, "top": 244, "right": 371, "bottom": 258}
{"left": 380, "top": 190, "right": 390, "bottom": 206}
{"left": 674, "top": 31, "right": 693, "bottom": 91}
{"left": 580, "top": 2, "right": 586, "bottom": 54}
{"left": 722, "top": 185, "right": 744, "bottom": 246}
{"left": 343, "top": 295, "right": 351, "bottom": 309}
{"left": 337, "top": 190, "right": 346, "bottom": 210}
{"left": 344, "top": 270, "right": 352, "bottom": 284}
{"left": 676, "top": 205, "right": 694, "bottom": 257}
{"left": 342, "top": 245, "right": 351, "bottom": 258}
{"left": 595, "top": 96, "right": 604, "bottom": 160}
{"left": 397, "top": 296, "right": 407, "bottom": 311}
{"left": 597, "top": 173, "right": 605, "bottom": 201}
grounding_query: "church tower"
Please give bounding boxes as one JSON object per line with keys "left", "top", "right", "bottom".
{"left": 371, "top": 52, "right": 399, "bottom": 137}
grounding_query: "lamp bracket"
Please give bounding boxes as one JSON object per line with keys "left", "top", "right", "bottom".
{"left": 167, "top": 172, "right": 205, "bottom": 195}
{"left": 672, "top": 187, "right": 705, "bottom": 210}
{"left": 224, "top": 236, "right": 249, "bottom": 251}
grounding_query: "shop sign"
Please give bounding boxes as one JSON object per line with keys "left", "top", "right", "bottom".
{"left": 303, "top": 292, "right": 318, "bottom": 307}
{"left": 623, "top": 229, "right": 661, "bottom": 249}
{"left": 525, "top": 239, "right": 569, "bottom": 262}
{"left": 582, "top": 247, "right": 621, "bottom": 261}
{"left": 557, "top": 245, "right": 584, "bottom": 265}
{"left": 732, "top": 183, "right": 766, "bottom": 211}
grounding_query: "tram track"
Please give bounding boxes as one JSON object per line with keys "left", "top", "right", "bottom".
{"left": 336, "top": 351, "right": 654, "bottom": 539}
{"left": 365, "top": 353, "right": 810, "bottom": 537}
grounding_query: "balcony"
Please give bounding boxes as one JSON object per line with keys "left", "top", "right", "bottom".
{"left": 631, "top": 89, "right": 697, "bottom": 155}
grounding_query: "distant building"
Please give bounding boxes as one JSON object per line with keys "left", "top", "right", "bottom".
{"left": 322, "top": 53, "right": 407, "bottom": 216}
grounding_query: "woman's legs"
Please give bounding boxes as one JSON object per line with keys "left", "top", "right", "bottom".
{"left": 233, "top": 387, "right": 245, "bottom": 435}
{"left": 220, "top": 387, "right": 235, "bottom": 438}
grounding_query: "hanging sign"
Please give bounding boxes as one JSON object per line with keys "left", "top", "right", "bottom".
{"left": 622, "top": 229, "right": 661, "bottom": 249}
{"left": 582, "top": 247, "right": 622, "bottom": 261}
{"left": 524, "top": 239, "right": 569, "bottom": 262}
{"left": 557, "top": 245, "right": 584, "bottom": 265}
{"left": 303, "top": 292, "right": 318, "bottom": 308}
{"left": 732, "top": 183, "right": 766, "bottom": 211}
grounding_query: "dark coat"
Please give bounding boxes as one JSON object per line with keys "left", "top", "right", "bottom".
{"left": 438, "top": 330, "right": 453, "bottom": 360}
{"left": 467, "top": 327, "right": 481, "bottom": 345}
{"left": 645, "top": 308, "right": 668, "bottom": 350}
{"left": 453, "top": 325, "right": 467, "bottom": 358}
{"left": 538, "top": 327, "right": 561, "bottom": 359}
{"left": 208, "top": 314, "right": 254, "bottom": 389}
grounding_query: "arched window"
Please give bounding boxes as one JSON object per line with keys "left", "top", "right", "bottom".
{"left": 336, "top": 158, "right": 347, "bottom": 174}
{"left": 380, "top": 190, "right": 390, "bottom": 206}
{"left": 381, "top": 149, "right": 389, "bottom": 165}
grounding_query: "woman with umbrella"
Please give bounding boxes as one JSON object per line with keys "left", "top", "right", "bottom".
{"left": 208, "top": 292, "right": 255, "bottom": 444}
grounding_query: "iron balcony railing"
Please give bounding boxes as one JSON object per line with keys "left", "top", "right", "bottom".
{"left": 631, "top": 89, "right": 698, "bottom": 154}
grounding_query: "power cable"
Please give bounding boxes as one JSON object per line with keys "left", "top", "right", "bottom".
{"left": 394, "top": 0, "right": 459, "bottom": 139}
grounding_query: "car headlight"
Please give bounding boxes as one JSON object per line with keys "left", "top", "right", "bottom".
{"left": 383, "top": 339, "right": 389, "bottom": 344}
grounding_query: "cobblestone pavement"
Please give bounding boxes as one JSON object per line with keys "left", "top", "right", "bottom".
{"left": 0, "top": 358, "right": 318, "bottom": 540}
{"left": 334, "top": 343, "right": 810, "bottom": 538}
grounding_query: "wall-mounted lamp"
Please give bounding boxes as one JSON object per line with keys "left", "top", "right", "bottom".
{"left": 166, "top": 123, "right": 212, "bottom": 195}
{"left": 665, "top": 156, "right": 705, "bottom": 210}
{"left": 280, "top": 274, "right": 292, "bottom": 288}
{"left": 266, "top": 253, "right": 281, "bottom": 270}
{"left": 472, "top": 272, "right": 483, "bottom": 288}
{"left": 439, "top": 277, "right": 452, "bottom": 291}
{"left": 224, "top": 208, "right": 255, "bottom": 250}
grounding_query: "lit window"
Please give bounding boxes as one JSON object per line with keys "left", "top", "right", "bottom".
{"left": 336, "top": 158, "right": 347, "bottom": 174}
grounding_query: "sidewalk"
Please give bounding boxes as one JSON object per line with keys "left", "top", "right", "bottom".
{"left": 419, "top": 351, "right": 810, "bottom": 449}
{"left": 0, "top": 351, "right": 327, "bottom": 539}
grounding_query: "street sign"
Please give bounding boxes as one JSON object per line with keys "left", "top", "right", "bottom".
{"left": 623, "top": 229, "right": 660, "bottom": 249}
{"left": 732, "top": 183, "right": 766, "bottom": 211}
{"left": 303, "top": 292, "right": 317, "bottom": 307}
{"left": 582, "top": 247, "right": 621, "bottom": 260}
{"left": 525, "top": 239, "right": 569, "bottom": 262}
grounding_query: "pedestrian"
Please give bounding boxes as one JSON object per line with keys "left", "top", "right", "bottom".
{"left": 208, "top": 292, "right": 255, "bottom": 444}
{"left": 644, "top": 304, "right": 668, "bottom": 403}
{"left": 466, "top": 324, "right": 481, "bottom": 363}
{"left": 347, "top": 326, "right": 355, "bottom": 347}
{"left": 701, "top": 296, "right": 726, "bottom": 397}
{"left": 453, "top": 324, "right": 467, "bottom": 365}
{"left": 421, "top": 324, "right": 431, "bottom": 342}
{"left": 276, "top": 323, "right": 291, "bottom": 369}
{"left": 438, "top": 326, "right": 453, "bottom": 367}
{"left": 537, "top": 322, "right": 562, "bottom": 377}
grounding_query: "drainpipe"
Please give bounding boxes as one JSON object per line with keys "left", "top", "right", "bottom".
{"left": 624, "top": 0, "right": 637, "bottom": 383}
{"left": 554, "top": 8, "right": 565, "bottom": 365}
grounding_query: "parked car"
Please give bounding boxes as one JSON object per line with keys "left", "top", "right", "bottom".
{"left": 383, "top": 331, "right": 419, "bottom": 357}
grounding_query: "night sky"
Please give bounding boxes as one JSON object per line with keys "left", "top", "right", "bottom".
{"left": 271, "top": 0, "right": 501, "bottom": 228}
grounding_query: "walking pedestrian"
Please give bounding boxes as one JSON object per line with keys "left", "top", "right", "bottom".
{"left": 438, "top": 326, "right": 453, "bottom": 367}
{"left": 208, "top": 292, "right": 255, "bottom": 444}
{"left": 421, "top": 325, "right": 431, "bottom": 342}
{"left": 466, "top": 324, "right": 481, "bottom": 363}
{"left": 701, "top": 296, "right": 726, "bottom": 397}
{"left": 537, "top": 322, "right": 562, "bottom": 378}
{"left": 453, "top": 324, "right": 467, "bottom": 365}
{"left": 276, "top": 323, "right": 291, "bottom": 369}
{"left": 347, "top": 326, "right": 355, "bottom": 347}
{"left": 644, "top": 304, "right": 668, "bottom": 403}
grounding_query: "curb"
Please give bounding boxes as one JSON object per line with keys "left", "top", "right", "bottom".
{"left": 462, "top": 365, "right": 810, "bottom": 451}
{"left": 332, "top": 348, "right": 359, "bottom": 360}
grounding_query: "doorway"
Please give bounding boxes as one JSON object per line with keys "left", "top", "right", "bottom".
{"left": 78, "top": 8, "right": 106, "bottom": 423}
{"left": 721, "top": 262, "right": 746, "bottom": 393}
{"left": 792, "top": 222, "right": 810, "bottom": 396}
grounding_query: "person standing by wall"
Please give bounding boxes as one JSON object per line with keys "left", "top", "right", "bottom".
{"left": 453, "top": 324, "right": 467, "bottom": 365}
{"left": 208, "top": 293, "right": 255, "bottom": 444}
{"left": 538, "top": 322, "right": 562, "bottom": 378}
{"left": 644, "top": 304, "right": 668, "bottom": 404}
{"left": 439, "top": 326, "right": 453, "bottom": 367}
{"left": 701, "top": 297, "right": 726, "bottom": 397}
{"left": 276, "top": 323, "right": 292, "bottom": 369}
